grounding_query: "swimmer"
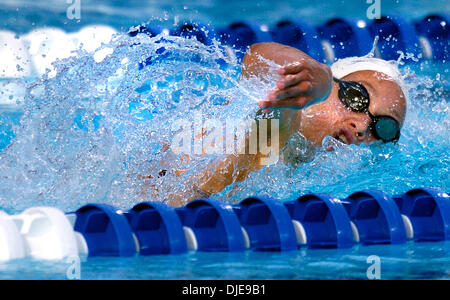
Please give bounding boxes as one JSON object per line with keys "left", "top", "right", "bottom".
{"left": 167, "top": 42, "right": 407, "bottom": 205}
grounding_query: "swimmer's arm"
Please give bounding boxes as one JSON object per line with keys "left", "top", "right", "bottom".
{"left": 172, "top": 44, "right": 333, "bottom": 203}
{"left": 241, "top": 42, "right": 333, "bottom": 111}
{"left": 191, "top": 152, "right": 262, "bottom": 197}
{"left": 181, "top": 43, "right": 324, "bottom": 199}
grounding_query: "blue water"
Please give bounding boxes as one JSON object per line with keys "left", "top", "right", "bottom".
{"left": 1, "top": 0, "right": 449, "bottom": 34}
{"left": 0, "top": 241, "right": 448, "bottom": 279}
{"left": 0, "top": 0, "right": 449, "bottom": 279}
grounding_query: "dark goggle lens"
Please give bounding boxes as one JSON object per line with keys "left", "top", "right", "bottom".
{"left": 335, "top": 78, "right": 401, "bottom": 143}
{"left": 372, "top": 116, "right": 400, "bottom": 142}
{"left": 337, "top": 80, "right": 370, "bottom": 113}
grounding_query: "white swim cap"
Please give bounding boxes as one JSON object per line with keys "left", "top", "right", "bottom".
{"left": 331, "top": 56, "right": 409, "bottom": 101}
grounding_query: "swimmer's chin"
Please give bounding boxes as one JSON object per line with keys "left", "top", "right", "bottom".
{"left": 321, "top": 135, "right": 351, "bottom": 151}
{"left": 321, "top": 135, "right": 382, "bottom": 151}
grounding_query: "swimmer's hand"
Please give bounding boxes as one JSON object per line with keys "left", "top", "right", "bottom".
{"left": 259, "top": 59, "right": 332, "bottom": 110}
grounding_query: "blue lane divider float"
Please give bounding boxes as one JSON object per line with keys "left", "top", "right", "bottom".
{"left": 368, "top": 15, "right": 422, "bottom": 61}
{"left": 169, "top": 22, "right": 231, "bottom": 69}
{"left": 127, "top": 24, "right": 168, "bottom": 70}
{"left": 218, "top": 21, "right": 272, "bottom": 60}
{"left": 176, "top": 199, "right": 246, "bottom": 252}
{"left": 233, "top": 196, "right": 298, "bottom": 251}
{"left": 271, "top": 19, "right": 325, "bottom": 62}
{"left": 0, "top": 187, "right": 448, "bottom": 261}
{"left": 343, "top": 190, "right": 407, "bottom": 245}
{"left": 127, "top": 15, "right": 448, "bottom": 65}
{"left": 171, "top": 22, "right": 217, "bottom": 46}
{"left": 128, "top": 24, "right": 163, "bottom": 37}
{"left": 127, "top": 202, "right": 187, "bottom": 255}
{"left": 317, "top": 18, "right": 373, "bottom": 62}
{"left": 72, "top": 204, "right": 136, "bottom": 257}
{"left": 284, "top": 193, "right": 355, "bottom": 249}
{"left": 414, "top": 14, "right": 449, "bottom": 60}
{"left": 393, "top": 188, "right": 450, "bottom": 242}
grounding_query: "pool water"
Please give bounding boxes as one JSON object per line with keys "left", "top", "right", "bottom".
{"left": 0, "top": 0, "right": 449, "bottom": 279}
{"left": 0, "top": 241, "right": 448, "bottom": 280}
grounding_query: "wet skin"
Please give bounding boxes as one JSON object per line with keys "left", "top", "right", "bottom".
{"left": 169, "top": 42, "right": 407, "bottom": 205}
{"left": 296, "top": 70, "right": 406, "bottom": 146}
{"left": 250, "top": 42, "right": 407, "bottom": 146}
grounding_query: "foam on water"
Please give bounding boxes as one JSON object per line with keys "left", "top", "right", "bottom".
{"left": 0, "top": 32, "right": 272, "bottom": 212}
{"left": 0, "top": 30, "right": 448, "bottom": 214}
{"left": 215, "top": 64, "right": 449, "bottom": 201}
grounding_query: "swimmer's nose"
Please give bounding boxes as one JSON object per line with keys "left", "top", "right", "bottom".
{"left": 346, "top": 116, "right": 372, "bottom": 145}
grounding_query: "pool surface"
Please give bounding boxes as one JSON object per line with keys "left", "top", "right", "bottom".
{"left": 0, "top": 0, "right": 449, "bottom": 279}
{"left": 0, "top": 241, "right": 448, "bottom": 280}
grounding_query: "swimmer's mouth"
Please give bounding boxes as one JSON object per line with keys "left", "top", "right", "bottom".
{"left": 332, "top": 128, "right": 354, "bottom": 145}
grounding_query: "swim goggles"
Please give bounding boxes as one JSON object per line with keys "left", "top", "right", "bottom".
{"left": 333, "top": 77, "right": 401, "bottom": 143}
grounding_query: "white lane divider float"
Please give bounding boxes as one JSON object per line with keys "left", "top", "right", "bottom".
{"left": 0, "top": 211, "right": 25, "bottom": 261}
{"left": 70, "top": 25, "right": 117, "bottom": 63}
{"left": 0, "top": 26, "right": 118, "bottom": 109}
{"left": 65, "top": 213, "right": 89, "bottom": 256}
{"left": 401, "top": 214, "right": 414, "bottom": 240}
{"left": 0, "top": 30, "right": 33, "bottom": 108}
{"left": 292, "top": 220, "right": 307, "bottom": 246}
{"left": 0, "top": 207, "right": 88, "bottom": 261}
{"left": 0, "top": 30, "right": 33, "bottom": 79}
{"left": 21, "top": 27, "right": 77, "bottom": 77}
{"left": 183, "top": 226, "right": 198, "bottom": 251}
{"left": 10, "top": 207, "right": 79, "bottom": 260}
{"left": 70, "top": 25, "right": 117, "bottom": 53}
{"left": 1, "top": 25, "right": 118, "bottom": 80}
{"left": 181, "top": 225, "right": 251, "bottom": 251}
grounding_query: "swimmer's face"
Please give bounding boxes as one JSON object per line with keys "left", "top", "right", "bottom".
{"left": 298, "top": 70, "right": 407, "bottom": 145}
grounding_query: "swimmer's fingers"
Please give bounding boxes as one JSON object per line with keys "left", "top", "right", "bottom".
{"left": 278, "top": 60, "right": 309, "bottom": 75}
{"left": 276, "top": 70, "right": 313, "bottom": 89}
{"left": 259, "top": 96, "right": 310, "bottom": 110}
{"left": 269, "top": 81, "right": 313, "bottom": 101}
